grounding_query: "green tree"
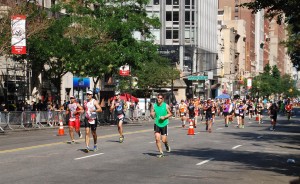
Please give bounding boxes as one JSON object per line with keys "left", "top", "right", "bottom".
{"left": 241, "top": 0, "right": 300, "bottom": 70}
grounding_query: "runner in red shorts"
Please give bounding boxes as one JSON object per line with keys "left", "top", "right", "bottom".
{"left": 67, "top": 96, "right": 84, "bottom": 143}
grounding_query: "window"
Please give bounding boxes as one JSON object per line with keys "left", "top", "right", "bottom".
{"left": 173, "top": 0, "right": 179, "bottom": 5}
{"left": 235, "top": 5, "right": 239, "bottom": 12}
{"left": 173, "top": 30, "right": 179, "bottom": 39}
{"left": 185, "top": 0, "right": 190, "bottom": 5}
{"left": 166, "top": 0, "right": 172, "bottom": 5}
{"left": 218, "top": 10, "right": 224, "bottom": 15}
{"left": 173, "top": 11, "right": 179, "bottom": 21}
{"left": 153, "top": 0, "right": 159, "bottom": 5}
{"left": 185, "top": 11, "right": 190, "bottom": 21}
{"left": 166, "top": 30, "right": 172, "bottom": 39}
{"left": 166, "top": 11, "right": 172, "bottom": 21}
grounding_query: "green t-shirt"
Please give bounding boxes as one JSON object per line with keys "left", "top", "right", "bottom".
{"left": 154, "top": 102, "right": 169, "bottom": 128}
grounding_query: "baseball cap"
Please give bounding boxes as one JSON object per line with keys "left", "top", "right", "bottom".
{"left": 115, "top": 91, "right": 120, "bottom": 95}
{"left": 70, "top": 96, "right": 75, "bottom": 99}
{"left": 86, "top": 90, "right": 93, "bottom": 95}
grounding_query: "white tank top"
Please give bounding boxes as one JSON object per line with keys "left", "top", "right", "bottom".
{"left": 84, "top": 99, "right": 97, "bottom": 124}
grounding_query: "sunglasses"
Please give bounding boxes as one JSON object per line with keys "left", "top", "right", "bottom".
{"left": 87, "top": 94, "right": 92, "bottom": 96}
{"left": 157, "top": 97, "right": 163, "bottom": 100}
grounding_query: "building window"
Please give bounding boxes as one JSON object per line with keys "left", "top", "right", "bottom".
{"left": 218, "top": 10, "right": 224, "bottom": 15}
{"left": 235, "top": 5, "right": 239, "bottom": 12}
{"left": 153, "top": 0, "right": 159, "bottom": 5}
{"left": 173, "top": 11, "right": 179, "bottom": 21}
{"left": 185, "top": 0, "right": 190, "bottom": 5}
{"left": 166, "top": 30, "right": 172, "bottom": 39}
{"left": 185, "top": 11, "right": 190, "bottom": 21}
{"left": 166, "top": 0, "right": 172, "bottom": 5}
{"left": 166, "top": 11, "right": 172, "bottom": 21}
{"left": 173, "top": 0, "right": 179, "bottom": 5}
{"left": 173, "top": 30, "right": 179, "bottom": 39}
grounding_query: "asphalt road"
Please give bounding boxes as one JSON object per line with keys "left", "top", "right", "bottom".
{"left": 0, "top": 110, "right": 300, "bottom": 184}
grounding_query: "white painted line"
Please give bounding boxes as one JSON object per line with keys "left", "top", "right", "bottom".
{"left": 257, "top": 136, "right": 263, "bottom": 139}
{"left": 196, "top": 158, "right": 214, "bottom": 166}
{"left": 216, "top": 128, "right": 223, "bottom": 130}
{"left": 232, "top": 145, "right": 242, "bottom": 150}
{"left": 149, "top": 141, "right": 155, "bottom": 144}
{"left": 74, "top": 153, "right": 104, "bottom": 160}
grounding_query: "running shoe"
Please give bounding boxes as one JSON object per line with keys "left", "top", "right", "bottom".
{"left": 84, "top": 147, "right": 90, "bottom": 153}
{"left": 182, "top": 124, "right": 185, "bottom": 128}
{"left": 119, "top": 135, "right": 124, "bottom": 143}
{"left": 78, "top": 131, "right": 83, "bottom": 138}
{"left": 93, "top": 145, "right": 98, "bottom": 152}
{"left": 157, "top": 152, "right": 164, "bottom": 158}
{"left": 165, "top": 143, "right": 171, "bottom": 153}
{"left": 225, "top": 124, "right": 228, "bottom": 127}
{"left": 71, "top": 140, "right": 75, "bottom": 144}
{"left": 241, "top": 125, "right": 245, "bottom": 129}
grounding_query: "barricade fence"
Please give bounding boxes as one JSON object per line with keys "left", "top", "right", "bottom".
{"left": 0, "top": 109, "right": 152, "bottom": 132}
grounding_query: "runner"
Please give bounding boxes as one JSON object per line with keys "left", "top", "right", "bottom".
{"left": 285, "top": 100, "right": 293, "bottom": 120}
{"left": 268, "top": 102, "right": 278, "bottom": 131}
{"left": 238, "top": 100, "right": 246, "bottom": 128}
{"left": 83, "top": 90, "right": 102, "bottom": 152}
{"left": 110, "top": 91, "right": 127, "bottom": 143}
{"left": 223, "top": 99, "right": 230, "bottom": 127}
{"left": 248, "top": 100, "right": 254, "bottom": 120}
{"left": 178, "top": 100, "right": 187, "bottom": 128}
{"left": 187, "top": 99, "right": 196, "bottom": 128}
{"left": 203, "top": 98, "right": 213, "bottom": 133}
{"left": 193, "top": 97, "right": 199, "bottom": 127}
{"left": 66, "top": 96, "right": 83, "bottom": 143}
{"left": 234, "top": 101, "right": 240, "bottom": 128}
{"left": 150, "top": 93, "right": 172, "bottom": 158}
{"left": 211, "top": 100, "right": 217, "bottom": 124}
{"left": 256, "top": 99, "right": 264, "bottom": 124}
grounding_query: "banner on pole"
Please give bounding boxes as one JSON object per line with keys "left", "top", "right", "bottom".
{"left": 119, "top": 64, "right": 130, "bottom": 76}
{"left": 247, "top": 78, "right": 252, "bottom": 89}
{"left": 11, "top": 15, "right": 26, "bottom": 55}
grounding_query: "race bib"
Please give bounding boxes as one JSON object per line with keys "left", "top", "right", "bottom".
{"left": 181, "top": 113, "right": 185, "bottom": 116}
{"left": 88, "top": 119, "right": 95, "bottom": 124}
{"left": 240, "top": 113, "right": 243, "bottom": 116}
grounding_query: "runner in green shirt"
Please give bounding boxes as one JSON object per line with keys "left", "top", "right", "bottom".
{"left": 150, "top": 94, "right": 172, "bottom": 158}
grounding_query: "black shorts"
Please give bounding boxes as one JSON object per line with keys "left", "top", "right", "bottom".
{"left": 223, "top": 112, "right": 229, "bottom": 116}
{"left": 206, "top": 113, "right": 212, "bottom": 120}
{"left": 257, "top": 111, "right": 262, "bottom": 115}
{"left": 84, "top": 118, "right": 97, "bottom": 131}
{"left": 270, "top": 115, "right": 277, "bottom": 121}
{"left": 114, "top": 113, "right": 125, "bottom": 123}
{"left": 154, "top": 124, "right": 168, "bottom": 135}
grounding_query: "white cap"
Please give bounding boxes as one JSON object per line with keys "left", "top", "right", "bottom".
{"left": 115, "top": 91, "right": 120, "bottom": 95}
{"left": 86, "top": 90, "right": 93, "bottom": 95}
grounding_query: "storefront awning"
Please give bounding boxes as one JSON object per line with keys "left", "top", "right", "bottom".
{"left": 173, "top": 79, "right": 187, "bottom": 88}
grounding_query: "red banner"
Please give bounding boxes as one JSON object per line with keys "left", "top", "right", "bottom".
{"left": 119, "top": 65, "right": 130, "bottom": 76}
{"left": 11, "top": 15, "right": 26, "bottom": 55}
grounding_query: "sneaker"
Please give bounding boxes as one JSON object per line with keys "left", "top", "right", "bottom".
{"left": 269, "top": 127, "right": 274, "bottom": 131}
{"left": 236, "top": 125, "right": 239, "bottom": 128}
{"left": 157, "top": 152, "right": 164, "bottom": 158}
{"left": 241, "top": 125, "right": 245, "bottom": 129}
{"left": 165, "top": 143, "right": 171, "bottom": 153}
{"left": 84, "top": 147, "right": 90, "bottom": 153}
{"left": 225, "top": 124, "right": 228, "bottom": 127}
{"left": 78, "top": 131, "right": 82, "bottom": 138}
{"left": 71, "top": 140, "right": 75, "bottom": 144}
{"left": 93, "top": 145, "right": 98, "bottom": 152}
{"left": 182, "top": 124, "right": 185, "bottom": 128}
{"left": 119, "top": 135, "right": 124, "bottom": 143}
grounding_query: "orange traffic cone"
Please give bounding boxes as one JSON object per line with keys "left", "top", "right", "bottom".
{"left": 57, "top": 120, "right": 65, "bottom": 136}
{"left": 187, "top": 119, "right": 195, "bottom": 135}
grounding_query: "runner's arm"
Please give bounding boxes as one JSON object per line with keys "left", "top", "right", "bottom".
{"left": 93, "top": 100, "right": 102, "bottom": 113}
{"left": 161, "top": 104, "right": 172, "bottom": 120}
{"left": 76, "top": 103, "right": 84, "bottom": 113}
{"left": 150, "top": 105, "right": 155, "bottom": 118}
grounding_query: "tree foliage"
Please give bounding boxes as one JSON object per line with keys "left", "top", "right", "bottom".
{"left": 241, "top": 0, "right": 300, "bottom": 70}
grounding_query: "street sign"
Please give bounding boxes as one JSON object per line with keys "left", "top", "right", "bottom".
{"left": 188, "top": 76, "right": 208, "bottom": 80}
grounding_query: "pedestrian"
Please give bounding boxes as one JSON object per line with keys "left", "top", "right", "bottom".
{"left": 150, "top": 93, "right": 172, "bottom": 158}
{"left": 83, "top": 90, "right": 102, "bottom": 152}
{"left": 110, "top": 91, "right": 127, "bottom": 143}
{"left": 268, "top": 102, "right": 278, "bottom": 131}
{"left": 66, "top": 96, "right": 84, "bottom": 144}
{"left": 204, "top": 98, "right": 213, "bottom": 132}
{"left": 179, "top": 99, "right": 187, "bottom": 128}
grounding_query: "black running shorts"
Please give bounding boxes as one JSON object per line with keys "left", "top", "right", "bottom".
{"left": 154, "top": 124, "right": 168, "bottom": 136}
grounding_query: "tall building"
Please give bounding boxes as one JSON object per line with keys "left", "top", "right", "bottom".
{"left": 146, "top": 0, "right": 218, "bottom": 99}
{"left": 219, "top": 0, "right": 256, "bottom": 75}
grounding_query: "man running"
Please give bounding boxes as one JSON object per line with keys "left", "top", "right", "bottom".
{"left": 285, "top": 100, "right": 293, "bottom": 120}
{"left": 187, "top": 99, "right": 196, "bottom": 128}
{"left": 203, "top": 98, "right": 213, "bottom": 133}
{"left": 268, "top": 102, "right": 278, "bottom": 131}
{"left": 110, "top": 91, "right": 127, "bottom": 143}
{"left": 66, "top": 96, "right": 83, "bottom": 143}
{"left": 84, "top": 90, "right": 102, "bottom": 152}
{"left": 178, "top": 100, "right": 187, "bottom": 128}
{"left": 150, "top": 93, "right": 172, "bottom": 158}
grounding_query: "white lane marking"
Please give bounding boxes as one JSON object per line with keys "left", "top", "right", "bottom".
{"left": 74, "top": 153, "right": 104, "bottom": 160}
{"left": 232, "top": 145, "right": 242, "bottom": 150}
{"left": 257, "top": 136, "right": 263, "bottom": 139}
{"left": 149, "top": 141, "right": 156, "bottom": 144}
{"left": 196, "top": 158, "right": 214, "bottom": 166}
{"left": 216, "top": 128, "right": 223, "bottom": 130}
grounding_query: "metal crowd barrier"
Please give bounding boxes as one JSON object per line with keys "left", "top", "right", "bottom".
{"left": 0, "top": 108, "right": 153, "bottom": 132}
